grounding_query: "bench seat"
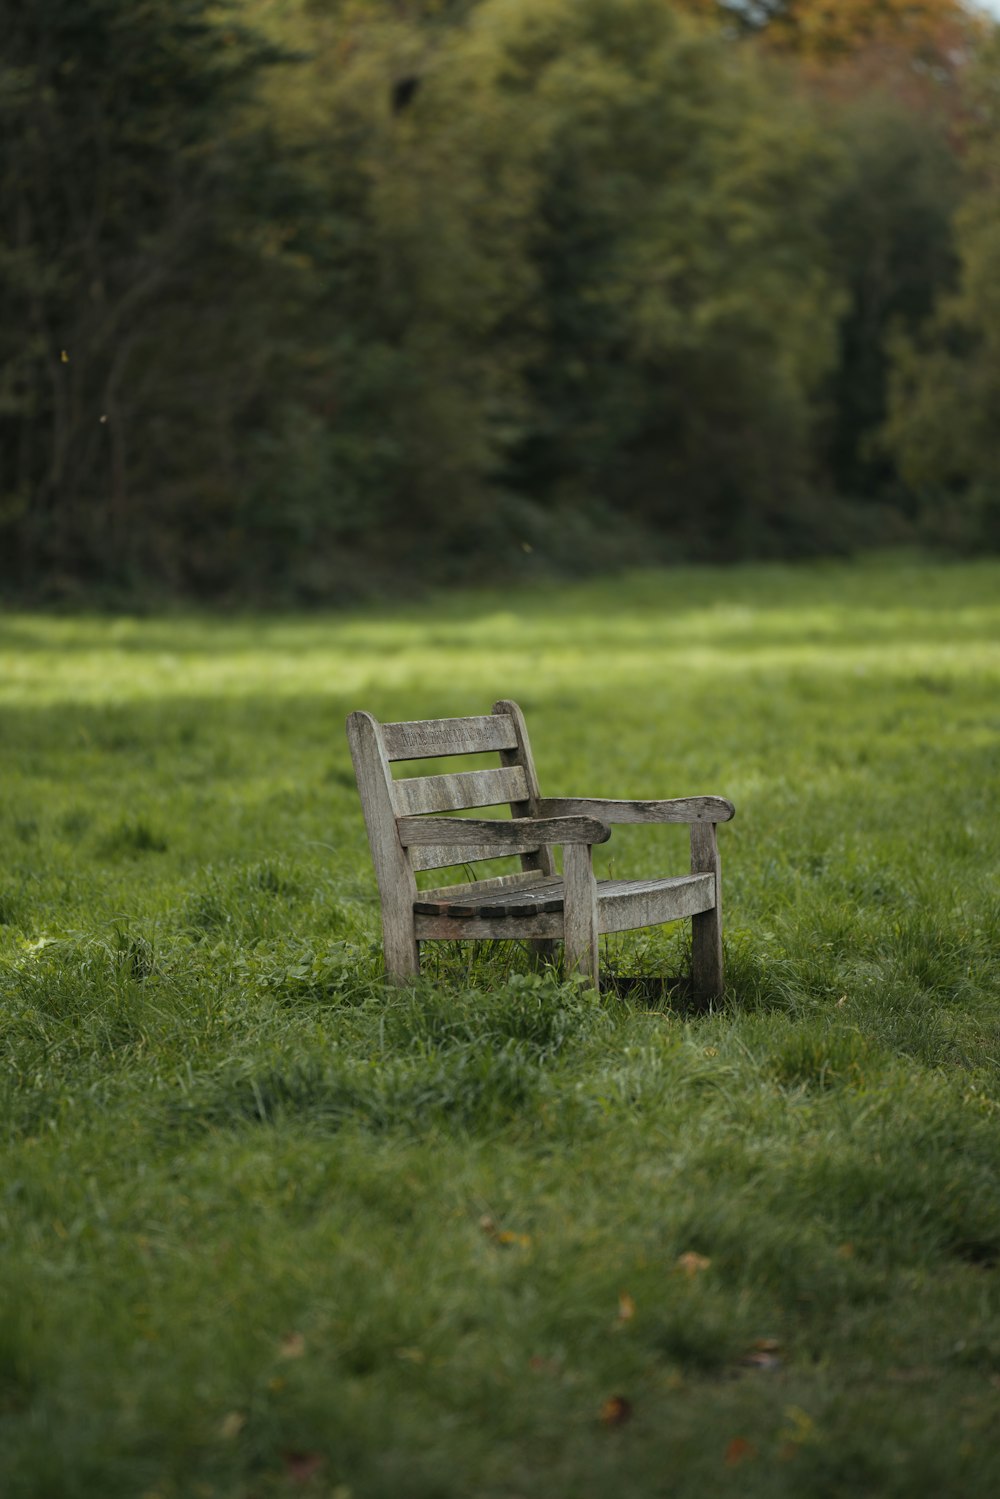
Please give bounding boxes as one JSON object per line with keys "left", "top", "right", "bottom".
{"left": 414, "top": 872, "right": 714, "bottom": 921}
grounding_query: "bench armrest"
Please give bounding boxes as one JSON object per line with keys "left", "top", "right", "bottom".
{"left": 396, "top": 815, "right": 611, "bottom": 848}
{"left": 539, "top": 796, "right": 735, "bottom": 825}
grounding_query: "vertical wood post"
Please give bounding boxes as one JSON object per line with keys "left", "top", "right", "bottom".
{"left": 495, "top": 698, "right": 558, "bottom": 964}
{"left": 493, "top": 699, "right": 555, "bottom": 877}
{"left": 346, "top": 711, "right": 420, "bottom": 981}
{"left": 562, "top": 842, "right": 600, "bottom": 990}
{"left": 690, "top": 821, "right": 723, "bottom": 1002}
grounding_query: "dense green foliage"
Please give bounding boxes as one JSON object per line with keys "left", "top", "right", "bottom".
{"left": 2, "top": 558, "right": 999, "bottom": 1494}
{"left": 1, "top": 0, "right": 998, "bottom": 598}
{"left": 885, "top": 30, "right": 1000, "bottom": 551}
{"left": 0, "top": 0, "right": 295, "bottom": 589}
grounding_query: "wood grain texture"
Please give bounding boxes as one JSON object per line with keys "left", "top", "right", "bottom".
{"left": 345, "top": 711, "right": 419, "bottom": 980}
{"left": 493, "top": 699, "right": 556, "bottom": 879}
{"left": 493, "top": 698, "right": 558, "bottom": 958}
{"left": 415, "top": 911, "right": 565, "bottom": 940}
{"left": 416, "top": 870, "right": 559, "bottom": 904}
{"left": 408, "top": 842, "right": 536, "bottom": 872}
{"left": 690, "top": 820, "right": 723, "bottom": 1001}
{"left": 382, "top": 715, "right": 518, "bottom": 761}
{"left": 397, "top": 815, "right": 611, "bottom": 847}
{"left": 597, "top": 874, "right": 715, "bottom": 934}
{"left": 413, "top": 872, "right": 712, "bottom": 922}
{"left": 415, "top": 875, "right": 562, "bottom": 917}
{"left": 540, "top": 796, "right": 735, "bottom": 824}
{"left": 562, "top": 842, "right": 600, "bottom": 988}
{"left": 393, "top": 765, "right": 528, "bottom": 816}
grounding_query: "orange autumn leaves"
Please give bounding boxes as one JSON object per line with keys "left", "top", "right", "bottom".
{"left": 763, "top": 0, "right": 980, "bottom": 63}
{"left": 725, "top": 1435, "right": 757, "bottom": 1466}
{"left": 677, "top": 0, "right": 984, "bottom": 65}
{"left": 479, "top": 1214, "right": 531, "bottom": 1248}
{"left": 596, "top": 1253, "right": 712, "bottom": 1431}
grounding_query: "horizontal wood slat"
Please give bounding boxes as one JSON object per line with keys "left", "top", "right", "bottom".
{"left": 413, "top": 872, "right": 715, "bottom": 922}
{"left": 382, "top": 715, "right": 519, "bottom": 762}
{"left": 598, "top": 873, "right": 715, "bottom": 934}
{"left": 415, "top": 911, "right": 565, "bottom": 940}
{"left": 397, "top": 815, "right": 610, "bottom": 847}
{"left": 415, "top": 875, "right": 561, "bottom": 916}
{"left": 416, "top": 870, "right": 559, "bottom": 904}
{"left": 539, "top": 796, "right": 736, "bottom": 824}
{"left": 393, "top": 765, "right": 528, "bottom": 816}
{"left": 408, "top": 842, "right": 539, "bottom": 872}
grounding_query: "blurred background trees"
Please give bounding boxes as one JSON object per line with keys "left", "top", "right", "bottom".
{"left": 884, "top": 26, "right": 1000, "bottom": 550}
{"left": 1, "top": 0, "right": 998, "bottom": 600}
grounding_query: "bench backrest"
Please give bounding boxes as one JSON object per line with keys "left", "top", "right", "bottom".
{"left": 346, "top": 701, "right": 555, "bottom": 905}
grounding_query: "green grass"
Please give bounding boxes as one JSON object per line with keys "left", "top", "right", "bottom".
{"left": 1, "top": 555, "right": 999, "bottom": 1498}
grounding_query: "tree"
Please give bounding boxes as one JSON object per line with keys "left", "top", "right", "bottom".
{"left": 241, "top": 0, "right": 853, "bottom": 569}
{"left": 883, "top": 32, "right": 1000, "bottom": 548}
{"left": 0, "top": 0, "right": 286, "bottom": 590}
{"left": 677, "top": 0, "right": 985, "bottom": 61}
{"left": 480, "top": 0, "right": 845, "bottom": 555}
{"left": 238, "top": 0, "right": 546, "bottom": 575}
{"left": 820, "top": 98, "right": 962, "bottom": 503}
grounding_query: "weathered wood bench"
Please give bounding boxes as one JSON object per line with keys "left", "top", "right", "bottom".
{"left": 346, "top": 700, "right": 734, "bottom": 998}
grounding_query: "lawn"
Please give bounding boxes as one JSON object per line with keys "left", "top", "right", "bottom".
{"left": 1, "top": 555, "right": 999, "bottom": 1498}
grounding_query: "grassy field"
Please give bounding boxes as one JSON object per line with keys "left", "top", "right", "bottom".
{"left": 1, "top": 555, "right": 999, "bottom": 1498}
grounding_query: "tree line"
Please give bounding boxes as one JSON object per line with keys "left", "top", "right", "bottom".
{"left": 2, "top": 0, "right": 999, "bottom": 601}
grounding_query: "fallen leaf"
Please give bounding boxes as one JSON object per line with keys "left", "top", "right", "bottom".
{"left": 752, "top": 1337, "right": 781, "bottom": 1352}
{"left": 888, "top": 1366, "right": 933, "bottom": 1384}
{"left": 219, "top": 1411, "right": 245, "bottom": 1440}
{"left": 724, "top": 1437, "right": 757, "bottom": 1466}
{"left": 60, "top": 350, "right": 69, "bottom": 363}
{"left": 779, "top": 1406, "right": 816, "bottom": 1446}
{"left": 282, "top": 1450, "right": 325, "bottom": 1484}
{"left": 617, "top": 1292, "right": 636, "bottom": 1323}
{"left": 279, "top": 1332, "right": 306, "bottom": 1360}
{"left": 740, "top": 1350, "right": 782, "bottom": 1371}
{"left": 599, "top": 1395, "right": 633, "bottom": 1427}
{"left": 479, "top": 1215, "right": 531, "bottom": 1246}
{"left": 675, "top": 1251, "right": 711, "bottom": 1277}
{"left": 836, "top": 1242, "right": 854, "bottom": 1259}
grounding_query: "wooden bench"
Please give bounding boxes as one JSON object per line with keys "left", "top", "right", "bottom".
{"left": 346, "top": 700, "right": 734, "bottom": 998}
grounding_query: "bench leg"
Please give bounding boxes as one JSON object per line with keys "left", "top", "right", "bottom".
{"left": 563, "top": 843, "right": 600, "bottom": 990}
{"left": 382, "top": 911, "right": 420, "bottom": 982}
{"left": 690, "top": 822, "right": 723, "bottom": 1002}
